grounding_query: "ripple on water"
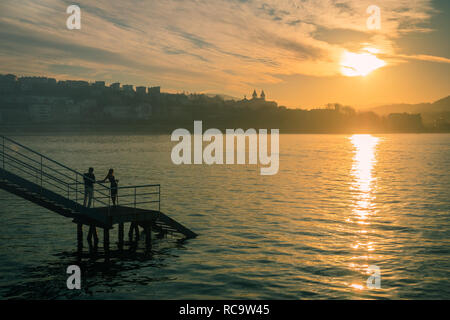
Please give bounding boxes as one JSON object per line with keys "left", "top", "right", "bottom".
{"left": 0, "top": 133, "right": 449, "bottom": 299}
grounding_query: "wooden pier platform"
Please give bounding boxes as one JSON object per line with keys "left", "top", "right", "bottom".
{"left": 73, "top": 205, "right": 197, "bottom": 239}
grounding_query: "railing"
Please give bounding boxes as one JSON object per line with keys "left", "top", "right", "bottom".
{"left": 67, "top": 182, "right": 161, "bottom": 212}
{"left": 0, "top": 135, "right": 160, "bottom": 216}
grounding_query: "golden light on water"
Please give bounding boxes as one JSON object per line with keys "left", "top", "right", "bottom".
{"left": 348, "top": 134, "right": 380, "bottom": 290}
{"left": 350, "top": 134, "right": 379, "bottom": 209}
{"left": 341, "top": 50, "right": 386, "bottom": 77}
{"left": 350, "top": 133, "right": 379, "bottom": 223}
{"left": 350, "top": 283, "right": 365, "bottom": 290}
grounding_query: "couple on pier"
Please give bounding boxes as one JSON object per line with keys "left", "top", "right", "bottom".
{"left": 83, "top": 167, "right": 119, "bottom": 208}
{"left": 82, "top": 167, "right": 120, "bottom": 248}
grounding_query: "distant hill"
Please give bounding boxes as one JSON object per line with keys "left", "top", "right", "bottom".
{"left": 433, "top": 95, "right": 450, "bottom": 109}
{"left": 205, "top": 93, "right": 240, "bottom": 101}
{"left": 370, "top": 95, "right": 450, "bottom": 115}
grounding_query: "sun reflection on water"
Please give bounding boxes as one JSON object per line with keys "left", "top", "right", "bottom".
{"left": 350, "top": 134, "right": 379, "bottom": 220}
{"left": 348, "top": 134, "right": 380, "bottom": 291}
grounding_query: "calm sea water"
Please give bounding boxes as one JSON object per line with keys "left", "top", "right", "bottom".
{"left": 0, "top": 133, "right": 449, "bottom": 299}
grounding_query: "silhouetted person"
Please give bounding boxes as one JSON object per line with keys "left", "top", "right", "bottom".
{"left": 83, "top": 167, "right": 95, "bottom": 208}
{"left": 83, "top": 167, "right": 98, "bottom": 248}
{"left": 102, "top": 168, "right": 119, "bottom": 206}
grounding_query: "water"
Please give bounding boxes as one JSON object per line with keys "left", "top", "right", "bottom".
{"left": 0, "top": 133, "right": 449, "bottom": 299}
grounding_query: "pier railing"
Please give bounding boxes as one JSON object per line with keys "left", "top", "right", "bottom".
{"left": 0, "top": 135, "right": 160, "bottom": 215}
{"left": 116, "top": 184, "right": 161, "bottom": 212}
{"left": 68, "top": 182, "right": 161, "bottom": 212}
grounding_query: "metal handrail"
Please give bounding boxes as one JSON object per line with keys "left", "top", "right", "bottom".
{"left": 1, "top": 149, "right": 112, "bottom": 208}
{"left": 66, "top": 181, "right": 111, "bottom": 199}
{"left": 1, "top": 136, "right": 111, "bottom": 209}
{"left": 1, "top": 135, "right": 111, "bottom": 191}
{"left": 118, "top": 184, "right": 161, "bottom": 189}
{"left": 119, "top": 200, "right": 160, "bottom": 206}
{"left": 3, "top": 152, "right": 69, "bottom": 187}
{"left": 2, "top": 144, "right": 75, "bottom": 182}
{"left": 2, "top": 152, "right": 105, "bottom": 198}
{"left": 2, "top": 154, "right": 102, "bottom": 200}
{"left": 1, "top": 135, "right": 161, "bottom": 214}
{"left": 1, "top": 154, "right": 113, "bottom": 197}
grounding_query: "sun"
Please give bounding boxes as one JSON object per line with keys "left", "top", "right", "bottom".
{"left": 340, "top": 49, "right": 386, "bottom": 77}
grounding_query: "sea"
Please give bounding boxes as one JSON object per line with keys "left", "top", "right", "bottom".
{"left": 0, "top": 133, "right": 449, "bottom": 299}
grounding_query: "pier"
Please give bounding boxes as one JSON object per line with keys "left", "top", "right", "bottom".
{"left": 0, "top": 135, "right": 197, "bottom": 258}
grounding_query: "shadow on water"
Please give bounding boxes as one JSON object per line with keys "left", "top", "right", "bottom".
{"left": 1, "top": 236, "right": 188, "bottom": 299}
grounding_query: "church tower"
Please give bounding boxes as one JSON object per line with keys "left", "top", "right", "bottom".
{"left": 260, "top": 90, "right": 266, "bottom": 100}
{"left": 252, "top": 90, "right": 258, "bottom": 100}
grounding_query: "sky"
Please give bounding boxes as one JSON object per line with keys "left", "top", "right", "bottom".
{"left": 0, "top": 0, "right": 449, "bottom": 108}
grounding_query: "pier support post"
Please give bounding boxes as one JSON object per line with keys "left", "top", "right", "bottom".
{"left": 77, "top": 223, "right": 83, "bottom": 254}
{"left": 128, "top": 222, "right": 139, "bottom": 242}
{"left": 145, "top": 222, "right": 152, "bottom": 252}
{"left": 104, "top": 228, "right": 110, "bottom": 259}
{"left": 118, "top": 222, "right": 124, "bottom": 250}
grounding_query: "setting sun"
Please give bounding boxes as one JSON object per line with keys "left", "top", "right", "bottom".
{"left": 341, "top": 50, "right": 386, "bottom": 77}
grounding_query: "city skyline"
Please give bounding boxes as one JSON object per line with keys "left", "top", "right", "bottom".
{"left": 0, "top": 0, "right": 449, "bottom": 108}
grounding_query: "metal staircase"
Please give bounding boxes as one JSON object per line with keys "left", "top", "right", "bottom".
{"left": 0, "top": 135, "right": 197, "bottom": 239}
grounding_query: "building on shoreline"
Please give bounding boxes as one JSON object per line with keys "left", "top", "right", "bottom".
{"left": 136, "top": 86, "right": 147, "bottom": 95}
{"left": 110, "top": 82, "right": 121, "bottom": 91}
{"left": 0, "top": 73, "right": 446, "bottom": 132}
{"left": 240, "top": 90, "right": 277, "bottom": 110}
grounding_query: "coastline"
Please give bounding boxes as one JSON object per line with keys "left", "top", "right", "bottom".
{"left": 1, "top": 124, "right": 449, "bottom": 136}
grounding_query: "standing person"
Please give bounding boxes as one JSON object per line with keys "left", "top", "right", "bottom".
{"left": 100, "top": 169, "right": 139, "bottom": 241}
{"left": 83, "top": 167, "right": 98, "bottom": 248}
{"left": 102, "top": 169, "right": 119, "bottom": 206}
{"left": 83, "top": 167, "right": 95, "bottom": 208}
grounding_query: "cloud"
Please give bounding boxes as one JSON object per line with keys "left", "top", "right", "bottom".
{"left": 0, "top": 0, "right": 443, "bottom": 96}
{"left": 391, "top": 54, "right": 450, "bottom": 64}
